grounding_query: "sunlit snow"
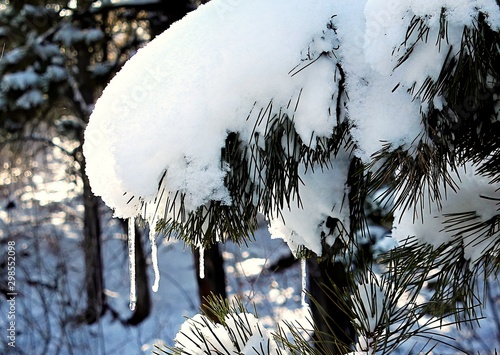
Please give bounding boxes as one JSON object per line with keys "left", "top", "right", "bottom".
{"left": 84, "top": 0, "right": 500, "bottom": 280}
{"left": 84, "top": 0, "right": 339, "bottom": 221}
{"left": 392, "top": 162, "right": 500, "bottom": 263}
{"left": 174, "top": 312, "right": 288, "bottom": 354}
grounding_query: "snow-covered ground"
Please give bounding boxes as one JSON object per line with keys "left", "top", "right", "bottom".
{"left": 1, "top": 142, "right": 499, "bottom": 354}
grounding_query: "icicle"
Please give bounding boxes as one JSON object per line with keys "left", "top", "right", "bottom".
{"left": 301, "top": 257, "right": 308, "bottom": 308}
{"left": 199, "top": 245, "right": 205, "bottom": 279}
{"left": 128, "top": 217, "right": 137, "bottom": 311}
{"left": 149, "top": 227, "right": 160, "bottom": 292}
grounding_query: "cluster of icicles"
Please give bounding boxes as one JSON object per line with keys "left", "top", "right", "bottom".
{"left": 126, "top": 217, "right": 309, "bottom": 311}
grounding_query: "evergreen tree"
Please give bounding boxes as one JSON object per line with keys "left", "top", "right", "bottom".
{"left": 82, "top": 0, "right": 499, "bottom": 353}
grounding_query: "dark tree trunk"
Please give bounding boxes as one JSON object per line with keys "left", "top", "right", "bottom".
{"left": 308, "top": 257, "right": 354, "bottom": 355}
{"left": 307, "top": 158, "right": 366, "bottom": 353}
{"left": 68, "top": 10, "right": 109, "bottom": 323}
{"left": 127, "top": 222, "right": 152, "bottom": 325}
{"left": 78, "top": 152, "right": 106, "bottom": 324}
{"left": 193, "top": 244, "right": 227, "bottom": 321}
{"left": 149, "top": 0, "right": 195, "bottom": 36}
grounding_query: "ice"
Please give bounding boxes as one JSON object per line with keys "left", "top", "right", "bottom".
{"left": 149, "top": 228, "right": 160, "bottom": 292}
{"left": 128, "top": 217, "right": 137, "bottom": 311}
{"left": 199, "top": 245, "right": 205, "bottom": 279}
{"left": 300, "top": 257, "right": 307, "bottom": 308}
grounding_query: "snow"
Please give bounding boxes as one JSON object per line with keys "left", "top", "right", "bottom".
{"left": 1, "top": 68, "right": 40, "bottom": 91}
{"left": 43, "top": 65, "right": 67, "bottom": 82}
{"left": 54, "top": 24, "right": 104, "bottom": 46}
{"left": 84, "top": 0, "right": 499, "bottom": 209}
{"left": 79, "top": 1, "right": 500, "bottom": 348}
{"left": 268, "top": 150, "right": 351, "bottom": 256}
{"left": 82, "top": 0, "right": 500, "bottom": 298}
{"left": 84, "top": 28, "right": 105, "bottom": 44}
{"left": 0, "top": 67, "right": 48, "bottom": 109}
{"left": 54, "top": 23, "right": 84, "bottom": 46}
{"left": 336, "top": 0, "right": 500, "bottom": 161}
{"left": 392, "top": 162, "right": 500, "bottom": 264}
{"left": 174, "top": 314, "right": 233, "bottom": 354}
{"left": 84, "top": 0, "right": 339, "bottom": 220}
{"left": 1, "top": 48, "right": 26, "bottom": 65}
{"left": 235, "top": 257, "right": 266, "bottom": 277}
{"left": 22, "top": 3, "right": 49, "bottom": 17}
{"left": 89, "top": 62, "right": 114, "bottom": 77}
{"left": 15, "top": 89, "right": 45, "bottom": 109}
{"left": 174, "top": 312, "right": 288, "bottom": 354}
{"left": 353, "top": 275, "right": 386, "bottom": 334}
{"left": 33, "top": 43, "right": 62, "bottom": 61}
{"left": 2, "top": 142, "right": 499, "bottom": 353}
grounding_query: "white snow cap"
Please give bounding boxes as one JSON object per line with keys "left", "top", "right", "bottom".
{"left": 392, "top": 162, "right": 500, "bottom": 264}
{"left": 268, "top": 151, "right": 351, "bottom": 256}
{"left": 84, "top": 0, "right": 338, "bottom": 219}
{"left": 174, "top": 313, "right": 288, "bottom": 354}
{"left": 84, "top": 0, "right": 499, "bottom": 254}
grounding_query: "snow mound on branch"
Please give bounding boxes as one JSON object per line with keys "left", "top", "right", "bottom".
{"left": 174, "top": 313, "right": 287, "bottom": 354}
{"left": 84, "top": 0, "right": 338, "bottom": 219}
{"left": 338, "top": 0, "right": 500, "bottom": 161}
{"left": 392, "top": 162, "right": 500, "bottom": 264}
{"left": 84, "top": 0, "right": 499, "bottom": 254}
{"left": 268, "top": 151, "right": 351, "bottom": 256}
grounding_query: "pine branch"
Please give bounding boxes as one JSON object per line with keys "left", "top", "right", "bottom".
{"left": 368, "top": 140, "right": 459, "bottom": 219}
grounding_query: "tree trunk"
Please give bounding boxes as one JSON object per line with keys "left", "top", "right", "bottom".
{"left": 308, "top": 257, "right": 354, "bottom": 355}
{"left": 78, "top": 152, "right": 106, "bottom": 324}
{"left": 127, "top": 222, "right": 152, "bottom": 325}
{"left": 193, "top": 244, "right": 227, "bottom": 321}
{"left": 306, "top": 158, "right": 365, "bottom": 353}
{"left": 307, "top": 157, "right": 367, "bottom": 353}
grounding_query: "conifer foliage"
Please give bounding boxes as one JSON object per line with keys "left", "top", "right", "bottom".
{"left": 83, "top": 0, "right": 499, "bottom": 353}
